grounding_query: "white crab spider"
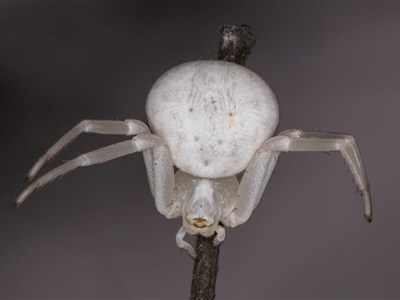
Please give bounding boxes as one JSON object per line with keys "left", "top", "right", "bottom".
{"left": 14, "top": 60, "right": 371, "bottom": 259}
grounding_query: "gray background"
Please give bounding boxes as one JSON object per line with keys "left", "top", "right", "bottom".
{"left": 1, "top": 2, "right": 399, "bottom": 299}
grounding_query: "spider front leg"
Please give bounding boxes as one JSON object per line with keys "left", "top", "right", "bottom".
{"left": 274, "top": 129, "right": 372, "bottom": 221}
{"left": 13, "top": 134, "right": 164, "bottom": 207}
{"left": 143, "top": 144, "right": 180, "bottom": 219}
{"left": 223, "top": 150, "right": 281, "bottom": 228}
{"left": 143, "top": 144, "right": 197, "bottom": 256}
{"left": 224, "top": 129, "right": 371, "bottom": 228}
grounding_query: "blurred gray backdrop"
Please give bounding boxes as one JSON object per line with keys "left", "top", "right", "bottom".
{"left": 1, "top": 2, "right": 399, "bottom": 299}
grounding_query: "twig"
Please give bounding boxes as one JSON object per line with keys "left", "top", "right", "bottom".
{"left": 217, "top": 24, "right": 257, "bottom": 66}
{"left": 189, "top": 24, "right": 257, "bottom": 300}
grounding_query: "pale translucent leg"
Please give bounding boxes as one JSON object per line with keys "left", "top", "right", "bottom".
{"left": 142, "top": 147, "right": 179, "bottom": 219}
{"left": 142, "top": 149, "right": 155, "bottom": 198}
{"left": 27, "top": 119, "right": 150, "bottom": 181}
{"left": 176, "top": 226, "right": 197, "bottom": 259}
{"left": 213, "top": 225, "right": 226, "bottom": 247}
{"left": 273, "top": 129, "right": 371, "bottom": 221}
{"left": 13, "top": 134, "right": 163, "bottom": 207}
{"left": 225, "top": 129, "right": 372, "bottom": 227}
{"left": 223, "top": 150, "right": 281, "bottom": 227}
{"left": 150, "top": 144, "right": 179, "bottom": 219}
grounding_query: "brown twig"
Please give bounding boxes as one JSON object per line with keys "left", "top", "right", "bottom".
{"left": 189, "top": 24, "right": 257, "bottom": 300}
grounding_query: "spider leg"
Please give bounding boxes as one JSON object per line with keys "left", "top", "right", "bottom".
{"left": 224, "top": 129, "right": 371, "bottom": 227}
{"left": 13, "top": 134, "right": 163, "bottom": 207}
{"left": 213, "top": 225, "right": 226, "bottom": 247}
{"left": 142, "top": 148, "right": 155, "bottom": 198}
{"left": 266, "top": 129, "right": 372, "bottom": 222}
{"left": 176, "top": 226, "right": 197, "bottom": 259}
{"left": 27, "top": 119, "right": 150, "bottom": 181}
{"left": 150, "top": 144, "right": 179, "bottom": 219}
{"left": 223, "top": 150, "right": 281, "bottom": 228}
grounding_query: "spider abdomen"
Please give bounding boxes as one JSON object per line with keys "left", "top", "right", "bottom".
{"left": 146, "top": 60, "right": 279, "bottom": 178}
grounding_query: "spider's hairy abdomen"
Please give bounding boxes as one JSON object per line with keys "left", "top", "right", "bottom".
{"left": 146, "top": 60, "right": 279, "bottom": 178}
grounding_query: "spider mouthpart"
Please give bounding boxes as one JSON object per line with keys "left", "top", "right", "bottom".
{"left": 187, "top": 217, "right": 214, "bottom": 228}
{"left": 193, "top": 217, "right": 207, "bottom": 228}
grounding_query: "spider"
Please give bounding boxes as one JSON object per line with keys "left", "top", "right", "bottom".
{"left": 14, "top": 60, "right": 372, "bottom": 259}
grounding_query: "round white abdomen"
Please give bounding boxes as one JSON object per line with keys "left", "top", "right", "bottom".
{"left": 146, "top": 60, "right": 279, "bottom": 178}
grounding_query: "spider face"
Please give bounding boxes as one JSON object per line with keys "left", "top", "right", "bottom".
{"left": 146, "top": 60, "right": 279, "bottom": 178}
{"left": 174, "top": 170, "right": 237, "bottom": 236}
